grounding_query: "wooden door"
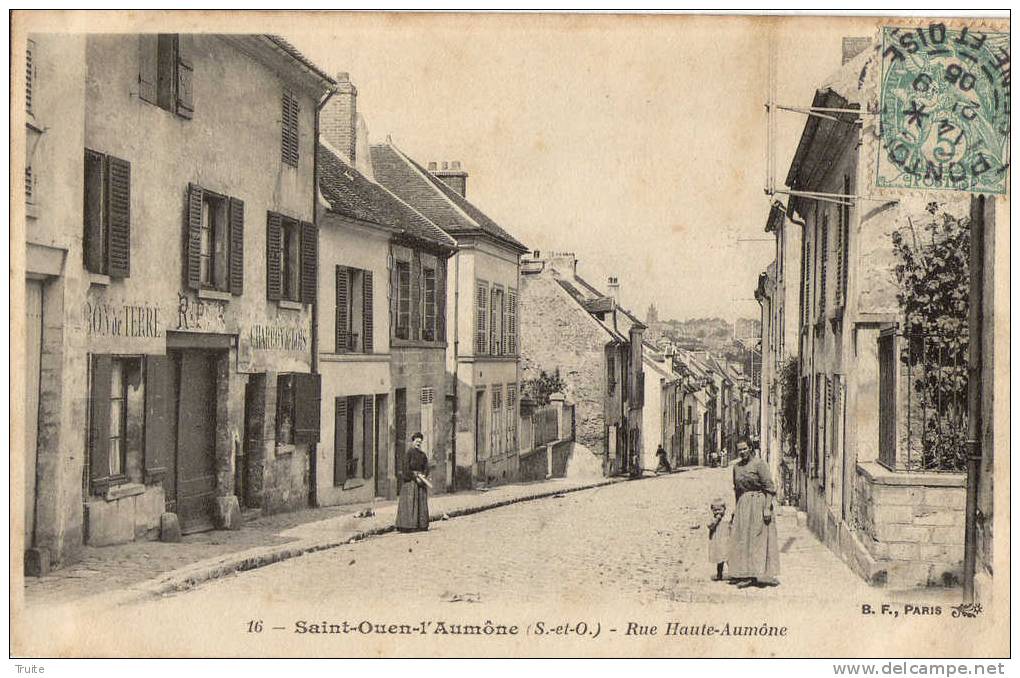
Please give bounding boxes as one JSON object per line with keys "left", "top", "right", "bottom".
{"left": 24, "top": 280, "right": 43, "bottom": 548}
{"left": 175, "top": 351, "right": 218, "bottom": 533}
{"left": 474, "top": 390, "right": 485, "bottom": 461}
{"left": 394, "top": 388, "right": 407, "bottom": 474}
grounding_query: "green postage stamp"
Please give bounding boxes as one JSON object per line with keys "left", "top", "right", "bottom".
{"left": 878, "top": 23, "right": 1010, "bottom": 194}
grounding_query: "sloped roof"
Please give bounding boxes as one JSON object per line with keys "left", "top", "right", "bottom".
{"left": 554, "top": 279, "right": 627, "bottom": 343}
{"left": 571, "top": 274, "right": 648, "bottom": 331}
{"left": 369, "top": 142, "right": 528, "bottom": 252}
{"left": 317, "top": 143, "right": 456, "bottom": 249}
{"left": 265, "top": 35, "right": 335, "bottom": 85}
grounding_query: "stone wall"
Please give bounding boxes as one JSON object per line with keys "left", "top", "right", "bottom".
{"left": 847, "top": 462, "right": 966, "bottom": 588}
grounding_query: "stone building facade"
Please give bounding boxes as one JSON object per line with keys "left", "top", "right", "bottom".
{"left": 367, "top": 144, "right": 529, "bottom": 489}
{"left": 519, "top": 252, "right": 645, "bottom": 476}
{"left": 21, "top": 33, "right": 333, "bottom": 572}
{"left": 785, "top": 45, "right": 971, "bottom": 587}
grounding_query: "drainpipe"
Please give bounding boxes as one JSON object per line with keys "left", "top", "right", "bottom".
{"left": 308, "top": 84, "right": 337, "bottom": 508}
{"left": 963, "top": 195, "right": 987, "bottom": 604}
{"left": 449, "top": 252, "right": 460, "bottom": 492}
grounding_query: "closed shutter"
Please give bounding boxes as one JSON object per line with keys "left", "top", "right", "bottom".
{"left": 333, "top": 397, "right": 348, "bottom": 485}
{"left": 83, "top": 150, "right": 106, "bottom": 274}
{"left": 293, "top": 372, "right": 321, "bottom": 444}
{"left": 507, "top": 288, "right": 517, "bottom": 354}
{"left": 490, "top": 288, "right": 499, "bottom": 355}
{"left": 175, "top": 34, "right": 194, "bottom": 119}
{"left": 185, "top": 183, "right": 204, "bottom": 289}
{"left": 410, "top": 251, "right": 421, "bottom": 340}
{"left": 363, "top": 396, "right": 374, "bottom": 479}
{"left": 436, "top": 259, "right": 447, "bottom": 342}
{"left": 143, "top": 356, "right": 174, "bottom": 483}
{"left": 266, "top": 212, "right": 282, "bottom": 300}
{"left": 228, "top": 197, "right": 244, "bottom": 295}
{"left": 475, "top": 282, "right": 488, "bottom": 354}
{"left": 89, "top": 355, "right": 113, "bottom": 494}
{"left": 138, "top": 34, "right": 158, "bottom": 104}
{"left": 335, "top": 266, "right": 349, "bottom": 352}
{"left": 363, "top": 270, "right": 374, "bottom": 353}
{"left": 106, "top": 156, "right": 131, "bottom": 278}
{"left": 300, "top": 221, "right": 317, "bottom": 305}
{"left": 281, "top": 90, "right": 299, "bottom": 167}
{"left": 840, "top": 175, "right": 851, "bottom": 303}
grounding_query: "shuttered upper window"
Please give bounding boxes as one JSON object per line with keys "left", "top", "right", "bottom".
{"left": 84, "top": 149, "right": 131, "bottom": 278}
{"left": 422, "top": 266, "right": 437, "bottom": 342}
{"left": 395, "top": 260, "right": 411, "bottom": 339}
{"left": 475, "top": 281, "right": 489, "bottom": 354}
{"left": 282, "top": 90, "right": 300, "bottom": 168}
{"left": 26, "top": 39, "right": 35, "bottom": 116}
{"left": 506, "top": 288, "right": 518, "bottom": 355}
{"left": 335, "top": 265, "right": 374, "bottom": 353}
{"left": 266, "top": 212, "right": 316, "bottom": 305}
{"left": 819, "top": 212, "right": 829, "bottom": 318}
{"left": 185, "top": 184, "right": 243, "bottom": 295}
{"left": 138, "top": 34, "right": 193, "bottom": 118}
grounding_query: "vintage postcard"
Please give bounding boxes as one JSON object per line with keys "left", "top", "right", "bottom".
{"left": 9, "top": 10, "right": 1010, "bottom": 660}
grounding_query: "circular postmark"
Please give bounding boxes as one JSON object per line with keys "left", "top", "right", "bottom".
{"left": 878, "top": 23, "right": 1010, "bottom": 194}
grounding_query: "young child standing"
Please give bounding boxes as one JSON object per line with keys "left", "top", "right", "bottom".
{"left": 708, "top": 498, "right": 730, "bottom": 581}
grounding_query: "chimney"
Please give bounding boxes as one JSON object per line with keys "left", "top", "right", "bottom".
{"left": 430, "top": 160, "right": 468, "bottom": 197}
{"left": 841, "top": 37, "right": 870, "bottom": 65}
{"left": 322, "top": 71, "right": 358, "bottom": 164}
{"left": 547, "top": 251, "right": 578, "bottom": 278}
{"left": 607, "top": 276, "right": 620, "bottom": 305}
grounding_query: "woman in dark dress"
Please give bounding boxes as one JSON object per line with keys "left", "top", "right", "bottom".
{"left": 727, "top": 436, "right": 780, "bottom": 587}
{"left": 395, "top": 432, "right": 430, "bottom": 532}
{"left": 655, "top": 445, "right": 672, "bottom": 474}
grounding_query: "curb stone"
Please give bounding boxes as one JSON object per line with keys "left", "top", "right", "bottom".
{"left": 89, "top": 477, "right": 624, "bottom": 611}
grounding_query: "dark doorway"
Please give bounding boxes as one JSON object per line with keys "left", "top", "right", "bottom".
{"left": 173, "top": 350, "right": 219, "bottom": 533}
{"left": 474, "top": 389, "right": 486, "bottom": 462}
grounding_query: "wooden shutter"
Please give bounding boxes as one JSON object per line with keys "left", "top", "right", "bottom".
{"left": 363, "top": 396, "right": 374, "bottom": 479}
{"left": 363, "top": 270, "right": 374, "bottom": 353}
{"left": 293, "top": 372, "right": 321, "bottom": 444}
{"left": 83, "top": 150, "right": 106, "bottom": 274}
{"left": 475, "top": 282, "right": 488, "bottom": 353}
{"left": 185, "top": 183, "right": 203, "bottom": 289}
{"left": 840, "top": 175, "right": 851, "bottom": 303}
{"left": 281, "top": 91, "right": 299, "bottom": 167}
{"left": 333, "top": 397, "right": 348, "bottom": 485}
{"left": 410, "top": 251, "right": 421, "bottom": 340}
{"left": 175, "top": 34, "right": 194, "bottom": 119}
{"left": 300, "top": 221, "right": 317, "bottom": 305}
{"left": 490, "top": 288, "right": 499, "bottom": 355}
{"left": 507, "top": 288, "right": 517, "bottom": 354}
{"left": 106, "top": 156, "right": 131, "bottom": 278}
{"left": 89, "top": 355, "right": 113, "bottom": 494}
{"left": 143, "top": 356, "right": 174, "bottom": 483}
{"left": 138, "top": 34, "right": 158, "bottom": 104}
{"left": 436, "top": 259, "right": 447, "bottom": 342}
{"left": 266, "top": 212, "right": 282, "bottom": 300}
{"left": 228, "top": 197, "right": 244, "bottom": 295}
{"left": 335, "top": 266, "right": 349, "bottom": 352}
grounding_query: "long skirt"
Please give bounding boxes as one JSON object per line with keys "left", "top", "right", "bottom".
{"left": 727, "top": 490, "right": 780, "bottom": 581}
{"left": 395, "top": 480, "right": 429, "bottom": 532}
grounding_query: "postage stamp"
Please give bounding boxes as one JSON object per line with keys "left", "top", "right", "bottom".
{"left": 877, "top": 23, "right": 1010, "bottom": 195}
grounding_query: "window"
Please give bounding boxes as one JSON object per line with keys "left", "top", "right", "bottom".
{"left": 607, "top": 353, "right": 617, "bottom": 395}
{"left": 277, "top": 373, "right": 321, "bottom": 447}
{"left": 25, "top": 165, "right": 34, "bottom": 206}
{"left": 837, "top": 174, "right": 852, "bottom": 307}
{"left": 491, "top": 385, "right": 503, "bottom": 458}
{"left": 88, "top": 356, "right": 143, "bottom": 493}
{"left": 422, "top": 266, "right": 437, "bottom": 342}
{"left": 84, "top": 149, "right": 131, "bottom": 277}
{"left": 490, "top": 286, "right": 504, "bottom": 355}
{"left": 139, "top": 34, "right": 193, "bottom": 119}
{"left": 818, "top": 212, "right": 829, "bottom": 318}
{"left": 186, "top": 184, "right": 243, "bottom": 295}
{"left": 420, "top": 388, "right": 435, "bottom": 456}
{"left": 266, "top": 212, "right": 316, "bottom": 304}
{"left": 282, "top": 90, "right": 300, "bottom": 167}
{"left": 475, "top": 281, "right": 489, "bottom": 354}
{"left": 506, "top": 288, "right": 518, "bottom": 355}
{"left": 26, "top": 39, "right": 35, "bottom": 116}
{"left": 332, "top": 395, "right": 375, "bottom": 485}
{"left": 506, "top": 384, "right": 517, "bottom": 452}
{"left": 336, "top": 266, "right": 374, "bottom": 353}
{"left": 395, "top": 260, "right": 411, "bottom": 339}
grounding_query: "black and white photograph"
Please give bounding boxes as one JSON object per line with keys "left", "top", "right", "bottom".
{"left": 9, "top": 9, "right": 1010, "bottom": 662}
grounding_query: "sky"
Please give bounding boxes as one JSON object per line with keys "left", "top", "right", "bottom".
{"left": 287, "top": 13, "right": 882, "bottom": 323}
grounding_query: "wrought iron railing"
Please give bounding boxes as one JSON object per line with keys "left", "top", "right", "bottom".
{"left": 878, "top": 328, "right": 968, "bottom": 472}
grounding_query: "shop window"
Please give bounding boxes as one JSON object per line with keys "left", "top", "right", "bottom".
{"left": 88, "top": 356, "right": 144, "bottom": 493}
{"left": 83, "top": 149, "right": 131, "bottom": 278}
